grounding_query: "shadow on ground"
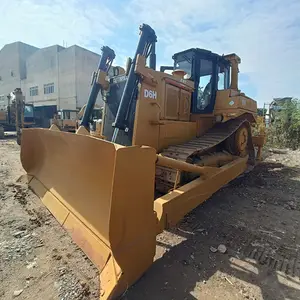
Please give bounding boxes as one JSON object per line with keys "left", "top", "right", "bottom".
{"left": 124, "top": 161, "right": 300, "bottom": 300}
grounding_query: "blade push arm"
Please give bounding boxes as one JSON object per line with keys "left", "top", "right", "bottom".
{"left": 80, "top": 46, "right": 115, "bottom": 128}
{"left": 111, "top": 24, "right": 157, "bottom": 142}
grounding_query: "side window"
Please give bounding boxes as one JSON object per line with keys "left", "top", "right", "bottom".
{"left": 218, "top": 72, "right": 225, "bottom": 90}
{"left": 226, "top": 66, "right": 231, "bottom": 88}
{"left": 70, "top": 111, "right": 77, "bottom": 119}
{"left": 218, "top": 63, "right": 230, "bottom": 90}
{"left": 196, "top": 59, "right": 213, "bottom": 110}
{"left": 65, "top": 111, "right": 70, "bottom": 119}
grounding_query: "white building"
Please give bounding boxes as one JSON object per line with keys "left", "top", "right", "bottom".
{"left": 0, "top": 41, "right": 103, "bottom": 126}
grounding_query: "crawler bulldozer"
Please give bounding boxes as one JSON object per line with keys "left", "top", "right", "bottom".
{"left": 50, "top": 104, "right": 103, "bottom": 134}
{"left": 19, "top": 24, "right": 265, "bottom": 299}
{"left": 0, "top": 88, "right": 34, "bottom": 144}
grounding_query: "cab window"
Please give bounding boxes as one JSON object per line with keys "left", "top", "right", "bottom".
{"left": 70, "top": 111, "right": 77, "bottom": 119}
{"left": 196, "top": 59, "right": 213, "bottom": 110}
{"left": 64, "top": 111, "right": 71, "bottom": 119}
{"left": 174, "top": 52, "right": 193, "bottom": 79}
{"left": 218, "top": 63, "right": 230, "bottom": 90}
{"left": 24, "top": 105, "right": 34, "bottom": 118}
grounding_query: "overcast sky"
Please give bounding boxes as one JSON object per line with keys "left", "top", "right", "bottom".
{"left": 1, "top": 0, "right": 299, "bottom": 107}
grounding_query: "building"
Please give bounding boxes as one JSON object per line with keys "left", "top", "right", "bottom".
{"left": 0, "top": 42, "right": 38, "bottom": 110}
{"left": 0, "top": 41, "right": 103, "bottom": 126}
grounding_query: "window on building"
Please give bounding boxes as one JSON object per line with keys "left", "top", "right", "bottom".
{"left": 44, "top": 83, "right": 54, "bottom": 94}
{"left": 0, "top": 95, "right": 6, "bottom": 111}
{"left": 29, "top": 86, "right": 38, "bottom": 96}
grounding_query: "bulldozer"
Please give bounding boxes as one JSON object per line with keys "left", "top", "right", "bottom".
{"left": 50, "top": 109, "right": 78, "bottom": 132}
{"left": 19, "top": 24, "right": 265, "bottom": 299}
{"left": 0, "top": 88, "right": 34, "bottom": 144}
{"left": 50, "top": 104, "right": 104, "bottom": 133}
{"left": 77, "top": 104, "right": 103, "bottom": 137}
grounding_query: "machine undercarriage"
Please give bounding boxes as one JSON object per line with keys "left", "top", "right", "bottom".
{"left": 156, "top": 117, "right": 255, "bottom": 193}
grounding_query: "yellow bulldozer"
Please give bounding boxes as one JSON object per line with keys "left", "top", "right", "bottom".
{"left": 50, "top": 105, "right": 103, "bottom": 133}
{"left": 0, "top": 88, "right": 35, "bottom": 144}
{"left": 19, "top": 24, "right": 265, "bottom": 299}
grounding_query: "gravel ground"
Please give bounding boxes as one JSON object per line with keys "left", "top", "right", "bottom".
{"left": 1, "top": 138, "right": 300, "bottom": 300}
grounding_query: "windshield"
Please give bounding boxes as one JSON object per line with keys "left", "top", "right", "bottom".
{"left": 175, "top": 60, "right": 192, "bottom": 77}
{"left": 174, "top": 52, "right": 193, "bottom": 78}
{"left": 24, "top": 105, "right": 34, "bottom": 118}
{"left": 92, "top": 109, "right": 102, "bottom": 120}
{"left": 63, "top": 111, "right": 70, "bottom": 119}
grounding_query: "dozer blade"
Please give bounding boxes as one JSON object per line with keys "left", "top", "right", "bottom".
{"left": 19, "top": 128, "right": 158, "bottom": 299}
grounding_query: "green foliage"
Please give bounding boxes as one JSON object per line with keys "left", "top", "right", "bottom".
{"left": 267, "top": 98, "right": 300, "bottom": 149}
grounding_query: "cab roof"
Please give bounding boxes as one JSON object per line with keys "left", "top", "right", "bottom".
{"left": 172, "top": 48, "right": 229, "bottom": 65}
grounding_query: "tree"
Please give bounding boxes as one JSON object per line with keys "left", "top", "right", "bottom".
{"left": 268, "top": 98, "right": 300, "bottom": 149}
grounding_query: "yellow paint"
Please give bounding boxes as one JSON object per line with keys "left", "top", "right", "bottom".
{"left": 133, "top": 55, "right": 196, "bottom": 152}
{"left": 0, "top": 111, "right": 6, "bottom": 122}
{"left": 158, "top": 121, "right": 196, "bottom": 151}
{"left": 19, "top": 42, "right": 266, "bottom": 300}
{"left": 154, "top": 156, "right": 248, "bottom": 232}
{"left": 214, "top": 90, "right": 257, "bottom": 122}
{"left": 20, "top": 128, "right": 157, "bottom": 299}
{"left": 224, "top": 53, "right": 241, "bottom": 90}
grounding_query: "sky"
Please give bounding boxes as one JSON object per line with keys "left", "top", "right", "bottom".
{"left": 1, "top": 0, "right": 299, "bottom": 107}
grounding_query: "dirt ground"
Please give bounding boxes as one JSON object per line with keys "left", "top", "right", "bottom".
{"left": 1, "top": 138, "right": 300, "bottom": 300}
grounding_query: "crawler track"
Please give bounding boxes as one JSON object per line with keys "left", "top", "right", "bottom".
{"left": 156, "top": 118, "right": 255, "bottom": 192}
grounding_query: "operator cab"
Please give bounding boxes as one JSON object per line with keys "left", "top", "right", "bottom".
{"left": 24, "top": 104, "right": 34, "bottom": 123}
{"left": 57, "top": 109, "right": 78, "bottom": 120}
{"left": 172, "top": 48, "right": 231, "bottom": 114}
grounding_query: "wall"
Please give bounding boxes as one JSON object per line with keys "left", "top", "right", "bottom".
{"left": 19, "top": 42, "right": 39, "bottom": 80}
{"left": 0, "top": 42, "right": 22, "bottom": 100}
{"left": 0, "top": 42, "right": 38, "bottom": 107}
{"left": 75, "top": 46, "right": 103, "bottom": 108}
{"left": 58, "top": 46, "right": 76, "bottom": 110}
{"left": 25, "top": 45, "right": 101, "bottom": 110}
{"left": 25, "top": 45, "right": 64, "bottom": 107}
